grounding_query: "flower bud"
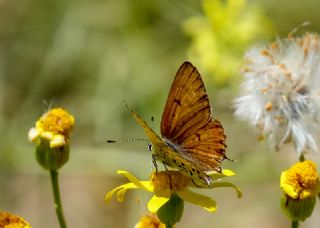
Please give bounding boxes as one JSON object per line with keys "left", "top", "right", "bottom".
{"left": 29, "top": 108, "right": 74, "bottom": 170}
{"left": 35, "top": 138, "right": 69, "bottom": 170}
{"left": 280, "top": 160, "right": 320, "bottom": 221}
{"left": 280, "top": 194, "right": 316, "bottom": 221}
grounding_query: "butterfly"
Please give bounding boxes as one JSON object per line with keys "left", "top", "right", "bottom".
{"left": 126, "top": 61, "right": 227, "bottom": 187}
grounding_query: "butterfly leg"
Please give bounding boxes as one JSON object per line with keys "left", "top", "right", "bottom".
{"left": 192, "top": 179, "right": 201, "bottom": 188}
{"left": 152, "top": 154, "right": 158, "bottom": 174}
{"left": 163, "top": 163, "right": 173, "bottom": 190}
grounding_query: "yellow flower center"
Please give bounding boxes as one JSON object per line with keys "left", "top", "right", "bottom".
{"left": 280, "top": 160, "right": 319, "bottom": 199}
{"left": 134, "top": 213, "right": 166, "bottom": 228}
{"left": 36, "top": 108, "right": 74, "bottom": 138}
{"left": 150, "top": 171, "right": 191, "bottom": 193}
{"left": 0, "top": 212, "right": 31, "bottom": 228}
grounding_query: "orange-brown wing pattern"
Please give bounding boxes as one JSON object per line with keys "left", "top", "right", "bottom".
{"left": 160, "top": 61, "right": 226, "bottom": 171}
{"left": 180, "top": 119, "right": 226, "bottom": 171}
{"left": 161, "top": 62, "right": 211, "bottom": 140}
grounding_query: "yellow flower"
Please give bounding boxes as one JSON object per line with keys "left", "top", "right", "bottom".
{"left": 0, "top": 211, "right": 31, "bottom": 228}
{"left": 134, "top": 213, "right": 166, "bottom": 228}
{"left": 183, "top": 0, "right": 273, "bottom": 86}
{"left": 106, "top": 170, "right": 241, "bottom": 213}
{"left": 280, "top": 160, "right": 320, "bottom": 221}
{"left": 28, "top": 108, "right": 74, "bottom": 170}
{"left": 280, "top": 160, "right": 320, "bottom": 200}
{"left": 28, "top": 108, "right": 74, "bottom": 148}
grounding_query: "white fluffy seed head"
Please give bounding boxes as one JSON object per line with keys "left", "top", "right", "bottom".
{"left": 234, "top": 33, "right": 320, "bottom": 155}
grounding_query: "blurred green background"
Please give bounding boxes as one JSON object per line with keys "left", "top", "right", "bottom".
{"left": 1, "top": 0, "right": 320, "bottom": 227}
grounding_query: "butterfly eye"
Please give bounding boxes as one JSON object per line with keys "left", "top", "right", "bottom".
{"left": 148, "top": 143, "right": 152, "bottom": 151}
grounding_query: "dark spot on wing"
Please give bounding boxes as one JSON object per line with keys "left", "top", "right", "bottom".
{"left": 217, "top": 148, "right": 225, "bottom": 154}
{"left": 174, "top": 99, "right": 181, "bottom": 106}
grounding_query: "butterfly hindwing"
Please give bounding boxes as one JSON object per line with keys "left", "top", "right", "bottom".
{"left": 180, "top": 119, "right": 226, "bottom": 171}
{"left": 160, "top": 61, "right": 226, "bottom": 172}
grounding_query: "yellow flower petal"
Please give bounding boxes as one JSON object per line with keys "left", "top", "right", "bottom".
{"left": 41, "top": 131, "right": 54, "bottom": 140}
{"left": 210, "top": 181, "right": 242, "bottom": 198}
{"left": 147, "top": 195, "right": 169, "bottom": 213}
{"left": 106, "top": 169, "right": 241, "bottom": 214}
{"left": 300, "top": 190, "right": 313, "bottom": 199}
{"left": 116, "top": 185, "right": 133, "bottom": 202}
{"left": 106, "top": 171, "right": 157, "bottom": 204}
{"left": 177, "top": 189, "right": 217, "bottom": 212}
{"left": 206, "top": 169, "right": 236, "bottom": 180}
{"left": 28, "top": 127, "right": 40, "bottom": 142}
{"left": 117, "top": 170, "right": 154, "bottom": 192}
{"left": 105, "top": 183, "right": 139, "bottom": 203}
{"left": 221, "top": 169, "right": 236, "bottom": 176}
{"left": 280, "top": 173, "right": 299, "bottom": 199}
{"left": 50, "top": 134, "right": 66, "bottom": 148}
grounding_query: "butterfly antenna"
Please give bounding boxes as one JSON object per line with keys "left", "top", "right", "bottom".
{"left": 106, "top": 138, "right": 149, "bottom": 143}
{"left": 123, "top": 100, "right": 131, "bottom": 112}
{"left": 224, "top": 154, "right": 236, "bottom": 162}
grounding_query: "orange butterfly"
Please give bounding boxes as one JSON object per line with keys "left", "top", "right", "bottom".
{"left": 126, "top": 62, "right": 227, "bottom": 187}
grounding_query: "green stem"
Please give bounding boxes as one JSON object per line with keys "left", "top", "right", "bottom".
{"left": 292, "top": 220, "right": 299, "bottom": 228}
{"left": 299, "top": 154, "right": 305, "bottom": 162}
{"left": 50, "top": 169, "right": 67, "bottom": 228}
{"left": 166, "top": 224, "right": 174, "bottom": 228}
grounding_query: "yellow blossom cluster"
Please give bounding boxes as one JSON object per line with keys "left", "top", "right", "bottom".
{"left": 0, "top": 211, "right": 31, "bottom": 228}
{"left": 28, "top": 108, "right": 74, "bottom": 148}
{"left": 280, "top": 160, "right": 320, "bottom": 199}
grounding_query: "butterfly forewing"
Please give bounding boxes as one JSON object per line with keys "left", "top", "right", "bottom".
{"left": 160, "top": 61, "right": 226, "bottom": 171}
{"left": 161, "top": 62, "right": 210, "bottom": 139}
